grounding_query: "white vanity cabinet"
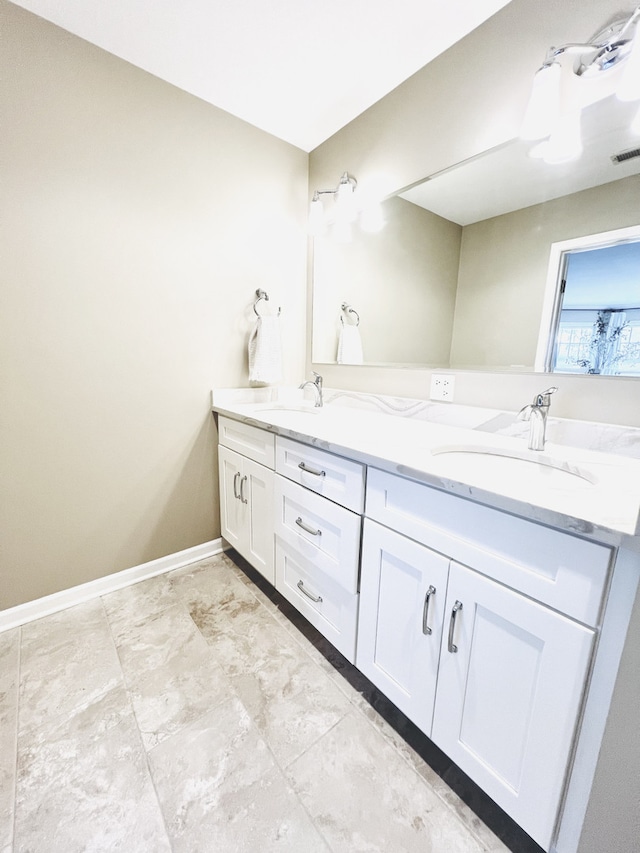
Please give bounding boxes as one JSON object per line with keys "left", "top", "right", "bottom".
{"left": 218, "top": 417, "right": 275, "bottom": 584}
{"left": 357, "top": 518, "right": 448, "bottom": 733}
{"left": 274, "top": 436, "right": 364, "bottom": 662}
{"left": 433, "top": 561, "right": 594, "bottom": 849}
{"left": 360, "top": 467, "right": 612, "bottom": 851}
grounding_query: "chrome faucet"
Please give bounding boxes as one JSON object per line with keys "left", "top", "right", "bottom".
{"left": 517, "top": 386, "right": 557, "bottom": 451}
{"left": 299, "top": 372, "right": 323, "bottom": 407}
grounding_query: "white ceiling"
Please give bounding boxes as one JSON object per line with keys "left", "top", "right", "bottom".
{"left": 9, "top": 0, "right": 511, "bottom": 151}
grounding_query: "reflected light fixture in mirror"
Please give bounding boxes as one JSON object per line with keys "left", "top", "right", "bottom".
{"left": 521, "top": 5, "right": 640, "bottom": 163}
{"left": 309, "top": 171, "right": 385, "bottom": 239}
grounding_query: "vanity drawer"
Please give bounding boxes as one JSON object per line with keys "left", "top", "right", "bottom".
{"left": 275, "top": 475, "right": 361, "bottom": 594}
{"left": 218, "top": 416, "right": 275, "bottom": 468}
{"left": 276, "top": 436, "right": 365, "bottom": 513}
{"left": 275, "top": 537, "right": 359, "bottom": 663}
{"left": 366, "top": 468, "right": 613, "bottom": 626}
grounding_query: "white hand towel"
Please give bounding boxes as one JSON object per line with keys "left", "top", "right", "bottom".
{"left": 248, "top": 315, "right": 283, "bottom": 383}
{"left": 337, "top": 323, "right": 363, "bottom": 364}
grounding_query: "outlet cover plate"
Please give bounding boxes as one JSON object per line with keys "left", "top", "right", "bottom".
{"left": 430, "top": 373, "right": 455, "bottom": 402}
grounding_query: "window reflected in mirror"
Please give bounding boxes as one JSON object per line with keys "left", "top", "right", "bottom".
{"left": 552, "top": 240, "right": 640, "bottom": 376}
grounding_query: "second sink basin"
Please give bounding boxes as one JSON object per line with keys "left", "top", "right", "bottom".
{"left": 255, "top": 403, "right": 321, "bottom": 415}
{"left": 431, "top": 445, "right": 595, "bottom": 489}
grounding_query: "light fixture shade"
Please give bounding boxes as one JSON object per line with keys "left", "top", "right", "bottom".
{"left": 617, "top": 26, "right": 640, "bottom": 101}
{"left": 335, "top": 173, "right": 357, "bottom": 223}
{"left": 543, "top": 109, "right": 583, "bottom": 164}
{"left": 337, "top": 173, "right": 354, "bottom": 199}
{"left": 520, "top": 62, "right": 562, "bottom": 140}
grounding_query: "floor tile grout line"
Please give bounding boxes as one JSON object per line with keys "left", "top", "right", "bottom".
{"left": 165, "top": 557, "right": 346, "bottom": 850}
{"left": 101, "top": 585, "right": 229, "bottom": 753}
{"left": 231, "top": 692, "right": 345, "bottom": 853}
{"left": 98, "top": 594, "right": 176, "bottom": 852}
{"left": 274, "top": 616, "right": 504, "bottom": 852}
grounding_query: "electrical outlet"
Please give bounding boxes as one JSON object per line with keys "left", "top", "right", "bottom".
{"left": 430, "top": 373, "right": 455, "bottom": 402}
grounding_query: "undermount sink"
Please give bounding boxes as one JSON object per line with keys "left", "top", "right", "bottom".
{"left": 431, "top": 445, "right": 596, "bottom": 489}
{"left": 256, "top": 403, "right": 321, "bottom": 415}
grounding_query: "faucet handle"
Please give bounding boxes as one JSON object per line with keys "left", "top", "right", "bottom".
{"left": 534, "top": 386, "right": 557, "bottom": 407}
{"left": 312, "top": 371, "right": 323, "bottom": 386}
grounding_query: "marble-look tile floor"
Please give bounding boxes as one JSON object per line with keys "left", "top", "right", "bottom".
{"left": 0, "top": 552, "right": 513, "bottom": 853}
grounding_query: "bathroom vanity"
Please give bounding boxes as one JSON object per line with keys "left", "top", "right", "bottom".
{"left": 213, "top": 388, "right": 640, "bottom": 853}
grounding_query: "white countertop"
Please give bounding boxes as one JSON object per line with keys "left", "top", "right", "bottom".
{"left": 212, "top": 388, "right": 640, "bottom": 544}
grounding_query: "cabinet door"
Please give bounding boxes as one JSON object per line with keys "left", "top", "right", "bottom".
{"left": 243, "top": 456, "right": 275, "bottom": 585}
{"left": 432, "top": 561, "right": 594, "bottom": 851}
{"left": 218, "top": 446, "right": 274, "bottom": 585}
{"left": 218, "top": 445, "right": 244, "bottom": 553}
{"left": 357, "top": 519, "right": 449, "bottom": 734}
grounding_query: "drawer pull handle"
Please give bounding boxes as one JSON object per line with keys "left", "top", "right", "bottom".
{"left": 422, "top": 585, "right": 436, "bottom": 636}
{"left": 295, "top": 516, "right": 321, "bottom": 536}
{"left": 447, "top": 600, "right": 463, "bottom": 653}
{"left": 233, "top": 471, "right": 241, "bottom": 500}
{"left": 297, "top": 580, "right": 323, "bottom": 603}
{"left": 298, "top": 461, "right": 326, "bottom": 477}
{"left": 239, "top": 475, "right": 248, "bottom": 504}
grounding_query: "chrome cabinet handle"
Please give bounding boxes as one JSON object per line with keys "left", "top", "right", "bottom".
{"left": 447, "top": 600, "right": 463, "bottom": 653}
{"left": 295, "top": 516, "right": 321, "bottom": 536}
{"left": 422, "top": 585, "right": 436, "bottom": 635}
{"left": 297, "top": 580, "right": 323, "bottom": 603}
{"left": 233, "top": 471, "right": 241, "bottom": 500}
{"left": 298, "top": 461, "right": 326, "bottom": 477}
{"left": 239, "top": 475, "right": 248, "bottom": 504}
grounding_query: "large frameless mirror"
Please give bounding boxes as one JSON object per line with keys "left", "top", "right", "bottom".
{"left": 311, "top": 96, "right": 640, "bottom": 376}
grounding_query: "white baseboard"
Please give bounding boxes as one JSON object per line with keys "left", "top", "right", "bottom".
{"left": 0, "top": 539, "right": 227, "bottom": 633}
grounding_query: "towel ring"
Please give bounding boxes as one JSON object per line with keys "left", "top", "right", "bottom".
{"left": 254, "top": 289, "right": 281, "bottom": 317}
{"left": 340, "top": 302, "right": 360, "bottom": 326}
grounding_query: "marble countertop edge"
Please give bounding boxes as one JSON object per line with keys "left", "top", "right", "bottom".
{"left": 211, "top": 388, "right": 640, "bottom": 546}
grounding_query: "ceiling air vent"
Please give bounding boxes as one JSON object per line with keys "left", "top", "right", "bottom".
{"left": 611, "top": 147, "right": 640, "bottom": 164}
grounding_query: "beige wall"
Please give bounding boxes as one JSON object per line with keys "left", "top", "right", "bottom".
{"left": 0, "top": 1, "right": 308, "bottom": 610}
{"left": 309, "top": 0, "right": 640, "bottom": 427}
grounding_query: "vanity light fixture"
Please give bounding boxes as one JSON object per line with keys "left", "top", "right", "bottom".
{"left": 521, "top": 5, "right": 640, "bottom": 163}
{"left": 309, "top": 172, "right": 357, "bottom": 236}
{"left": 309, "top": 172, "right": 386, "bottom": 238}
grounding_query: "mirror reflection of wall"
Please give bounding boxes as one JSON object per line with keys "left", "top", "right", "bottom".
{"left": 312, "top": 195, "right": 461, "bottom": 365}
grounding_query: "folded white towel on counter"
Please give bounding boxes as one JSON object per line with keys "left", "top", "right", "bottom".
{"left": 248, "top": 315, "right": 283, "bottom": 383}
{"left": 337, "top": 323, "right": 363, "bottom": 364}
